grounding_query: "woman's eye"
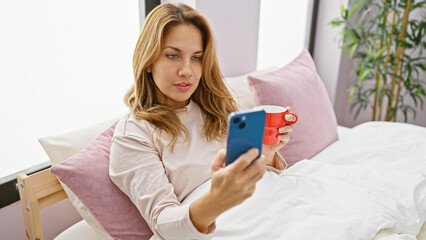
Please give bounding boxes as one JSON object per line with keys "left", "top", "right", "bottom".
{"left": 192, "top": 56, "right": 202, "bottom": 61}
{"left": 166, "top": 54, "right": 179, "bottom": 60}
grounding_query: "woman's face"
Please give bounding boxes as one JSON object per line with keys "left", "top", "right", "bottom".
{"left": 149, "top": 24, "right": 203, "bottom": 109}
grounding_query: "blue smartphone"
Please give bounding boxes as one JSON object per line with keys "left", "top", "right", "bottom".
{"left": 225, "top": 109, "right": 266, "bottom": 166}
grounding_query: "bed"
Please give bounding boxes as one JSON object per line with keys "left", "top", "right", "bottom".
{"left": 17, "top": 122, "right": 426, "bottom": 240}
{"left": 17, "top": 52, "right": 426, "bottom": 240}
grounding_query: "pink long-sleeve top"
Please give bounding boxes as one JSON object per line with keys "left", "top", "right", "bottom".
{"left": 109, "top": 101, "right": 286, "bottom": 240}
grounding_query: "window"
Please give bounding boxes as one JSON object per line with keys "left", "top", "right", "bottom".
{"left": 0, "top": 0, "right": 140, "bottom": 180}
{"left": 257, "top": 0, "right": 312, "bottom": 70}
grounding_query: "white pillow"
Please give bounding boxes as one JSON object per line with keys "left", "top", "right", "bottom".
{"left": 224, "top": 67, "right": 279, "bottom": 110}
{"left": 38, "top": 117, "right": 119, "bottom": 240}
{"left": 54, "top": 220, "right": 104, "bottom": 240}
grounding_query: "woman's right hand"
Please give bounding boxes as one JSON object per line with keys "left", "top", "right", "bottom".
{"left": 209, "top": 148, "right": 266, "bottom": 211}
{"left": 189, "top": 148, "right": 266, "bottom": 233}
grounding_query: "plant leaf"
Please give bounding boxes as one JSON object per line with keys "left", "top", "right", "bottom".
{"left": 349, "top": 0, "right": 364, "bottom": 17}
{"left": 341, "top": 4, "right": 347, "bottom": 19}
{"left": 329, "top": 18, "right": 344, "bottom": 27}
{"left": 348, "top": 86, "right": 356, "bottom": 104}
{"left": 359, "top": 67, "right": 374, "bottom": 82}
{"left": 412, "top": 0, "right": 426, "bottom": 9}
{"left": 374, "top": 46, "right": 389, "bottom": 59}
{"left": 350, "top": 43, "right": 359, "bottom": 58}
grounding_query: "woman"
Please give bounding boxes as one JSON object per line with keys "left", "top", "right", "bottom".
{"left": 109, "top": 3, "right": 294, "bottom": 239}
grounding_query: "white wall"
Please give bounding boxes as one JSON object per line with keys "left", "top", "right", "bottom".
{"left": 196, "top": 0, "right": 260, "bottom": 77}
{"left": 313, "top": 0, "right": 349, "bottom": 105}
{"left": 161, "top": 0, "right": 196, "bottom": 8}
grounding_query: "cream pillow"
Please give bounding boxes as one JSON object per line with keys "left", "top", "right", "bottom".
{"left": 54, "top": 220, "right": 104, "bottom": 240}
{"left": 39, "top": 117, "right": 120, "bottom": 240}
{"left": 224, "top": 67, "right": 279, "bottom": 110}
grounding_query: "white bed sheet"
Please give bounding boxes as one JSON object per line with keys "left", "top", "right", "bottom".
{"left": 337, "top": 125, "right": 350, "bottom": 139}
{"left": 148, "top": 121, "right": 426, "bottom": 240}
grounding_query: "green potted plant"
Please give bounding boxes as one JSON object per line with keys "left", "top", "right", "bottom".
{"left": 330, "top": 0, "right": 426, "bottom": 122}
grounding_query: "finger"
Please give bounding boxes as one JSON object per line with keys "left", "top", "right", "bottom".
{"left": 266, "top": 141, "right": 285, "bottom": 153}
{"left": 244, "top": 165, "right": 266, "bottom": 191}
{"left": 272, "top": 141, "right": 285, "bottom": 151}
{"left": 228, "top": 148, "right": 260, "bottom": 173}
{"left": 211, "top": 149, "right": 226, "bottom": 172}
{"left": 286, "top": 106, "right": 292, "bottom": 112}
{"left": 240, "top": 154, "right": 266, "bottom": 180}
{"left": 250, "top": 168, "right": 265, "bottom": 182}
{"left": 278, "top": 133, "right": 291, "bottom": 144}
{"left": 285, "top": 114, "right": 297, "bottom": 122}
{"left": 242, "top": 183, "right": 257, "bottom": 198}
{"left": 279, "top": 125, "right": 293, "bottom": 134}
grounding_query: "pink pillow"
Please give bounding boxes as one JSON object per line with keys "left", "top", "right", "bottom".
{"left": 248, "top": 49, "right": 338, "bottom": 167}
{"left": 50, "top": 123, "right": 153, "bottom": 240}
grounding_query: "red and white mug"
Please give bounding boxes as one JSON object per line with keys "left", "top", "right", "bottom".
{"left": 254, "top": 105, "right": 298, "bottom": 145}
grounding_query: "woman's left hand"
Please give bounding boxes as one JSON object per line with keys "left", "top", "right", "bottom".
{"left": 262, "top": 106, "right": 296, "bottom": 162}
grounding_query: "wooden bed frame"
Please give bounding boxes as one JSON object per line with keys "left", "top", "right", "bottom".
{"left": 17, "top": 168, "right": 68, "bottom": 240}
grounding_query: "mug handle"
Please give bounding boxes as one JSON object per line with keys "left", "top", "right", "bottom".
{"left": 283, "top": 112, "right": 298, "bottom": 125}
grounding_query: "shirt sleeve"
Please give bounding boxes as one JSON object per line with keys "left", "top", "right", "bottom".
{"left": 266, "top": 152, "right": 288, "bottom": 175}
{"left": 109, "top": 133, "right": 213, "bottom": 240}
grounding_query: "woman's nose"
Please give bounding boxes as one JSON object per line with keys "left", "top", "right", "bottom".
{"left": 178, "top": 59, "right": 193, "bottom": 78}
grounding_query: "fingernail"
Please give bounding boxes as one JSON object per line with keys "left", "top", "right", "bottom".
{"left": 252, "top": 148, "right": 259, "bottom": 155}
{"left": 279, "top": 127, "right": 290, "bottom": 133}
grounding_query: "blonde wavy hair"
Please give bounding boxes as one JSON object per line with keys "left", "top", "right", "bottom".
{"left": 124, "top": 3, "right": 238, "bottom": 148}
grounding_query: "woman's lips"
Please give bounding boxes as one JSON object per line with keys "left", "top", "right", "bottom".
{"left": 174, "top": 83, "right": 192, "bottom": 91}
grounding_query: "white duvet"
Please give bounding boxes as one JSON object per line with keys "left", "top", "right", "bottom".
{"left": 178, "top": 122, "right": 426, "bottom": 240}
